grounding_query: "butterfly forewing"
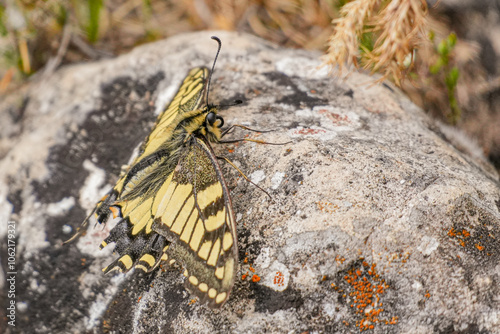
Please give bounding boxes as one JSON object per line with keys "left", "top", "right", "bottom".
{"left": 138, "top": 67, "right": 208, "bottom": 159}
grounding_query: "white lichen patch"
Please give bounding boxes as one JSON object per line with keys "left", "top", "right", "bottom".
{"left": 275, "top": 57, "right": 328, "bottom": 79}
{"left": 271, "top": 172, "right": 285, "bottom": 190}
{"left": 79, "top": 160, "right": 109, "bottom": 210}
{"left": 17, "top": 301, "right": 28, "bottom": 313}
{"left": 294, "top": 263, "right": 318, "bottom": 288}
{"left": 250, "top": 170, "right": 265, "bottom": 184}
{"left": 412, "top": 280, "right": 423, "bottom": 291}
{"left": 255, "top": 247, "right": 271, "bottom": 269}
{"left": 312, "top": 105, "right": 360, "bottom": 131}
{"left": 19, "top": 197, "right": 50, "bottom": 257}
{"left": 259, "top": 260, "right": 290, "bottom": 292}
{"left": 29, "top": 276, "right": 47, "bottom": 294}
{"left": 76, "top": 217, "right": 118, "bottom": 258}
{"left": 417, "top": 236, "right": 439, "bottom": 256}
{"left": 46, "top": 197, "right": 75, "bottom": 216}
{"left": 62, "top": 224, "right": 72, "bottom": 234}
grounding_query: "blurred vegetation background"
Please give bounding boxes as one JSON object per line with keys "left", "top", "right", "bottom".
{"left": 0, "top": 0, "right": 499, "bottom": 168}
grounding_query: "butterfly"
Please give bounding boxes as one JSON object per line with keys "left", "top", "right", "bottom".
{"left": 68, "top": 37, "right": 238, "bottom": 308}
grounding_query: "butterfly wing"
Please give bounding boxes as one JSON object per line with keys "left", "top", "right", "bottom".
{"left": 151, "top": 136, "right": 238, "bottom": 307}
{"left": 69, "top": 67, "right": 209, "bottom": 244}
{"left": 137, "top": 67, "right": 209, "bottom": 159}
{"left": 100, "top": 135, "right": 237, "bottom": 307}
{"left": 97, "top": 67, "right": 209, "bottom": 271}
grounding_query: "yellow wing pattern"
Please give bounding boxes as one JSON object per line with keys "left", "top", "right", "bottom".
{"left": 152, "top": 137, "right": 237, "bottom": 306}
{"left": 138, "top": 67, "right": 208, "bottom": 159}
{"left": 79, "top": 66, "right": 238, "bottom": 307}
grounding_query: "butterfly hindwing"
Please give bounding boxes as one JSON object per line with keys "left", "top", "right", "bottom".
{"left": 152, "top": 136, "right": 237, "bottom": 307}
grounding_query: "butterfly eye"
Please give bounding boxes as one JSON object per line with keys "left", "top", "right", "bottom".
{"left": 216, "top": 115, "right": 224, "bottom": 128}
{"left": 206, "top": 112, "right": 224, "bottom": 128}
{"left": 206, "top": 112, "right": 217, "bottom": 126}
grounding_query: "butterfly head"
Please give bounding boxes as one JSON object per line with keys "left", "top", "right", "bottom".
{"left": 202, "top": 105, "right": 224, "bottom": 142}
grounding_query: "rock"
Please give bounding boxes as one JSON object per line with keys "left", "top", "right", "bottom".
{"left": 1, "top": 31, "right": 499, "bottom": 333}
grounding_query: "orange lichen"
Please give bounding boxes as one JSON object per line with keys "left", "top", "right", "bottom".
{"left": 341, "top": 261, "right": 395, "bottom": 331}
{"left": 274, "top": 272, "right": 285, "bottom": 287}
{"left": 317, "top": 109, "right": 350, "bottom": 125}
{"left": 249, "top": 266, "right": 256, "bottom": 273}
{"left": 335, "top": 255, "right": 346, "bottom": 264}
{"left": 447, "top": 226, "right": 495, "bottom": 255}
{"left": 243, "top": 257, "right": 248, "bottom": 263}
{"left": 137, "top": 296, "right": 142, "bottom": 303}
{"left": 448, "top": 227, "right": 470, "bottom": 248}
{"left": 251, "top": 274, "right": 261, "bottom": 283}
{"left": 316, "top": 201, "right": 339, "bottom": 214}
{"left": 294, "top": 128, "right": 327, "bottom": 136}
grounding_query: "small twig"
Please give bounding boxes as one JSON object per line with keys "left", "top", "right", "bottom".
{"left": 217, "top": 156, "right": 274, "bottom": 201}
{"left": 44, "top": 23, "right": 72, "bottom": 76}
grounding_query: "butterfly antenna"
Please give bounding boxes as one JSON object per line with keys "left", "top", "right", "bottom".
{"left": 206, "top": 36, "right": 222, "bottom": 107}
{"left": 219, "top": 100, "right": 243, "bottom": 108}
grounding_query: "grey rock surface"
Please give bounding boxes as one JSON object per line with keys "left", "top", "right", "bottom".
{"left": 0, "top": 31, "right": 499, "bottom": 333}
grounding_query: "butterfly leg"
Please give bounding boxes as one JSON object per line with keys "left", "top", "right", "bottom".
{"left": 216, "top": 156, "right": 273, "bottom": 201}
{"left": 220, "top": 124, "right": 276, "bottom": 138}
{"left": 219, "top": 125, "right": 291, "bottom": 145}
{"left": 62, "top": 206, "right": 97, "bottom": 244}
{"left": 63, "top": 191, "right": 118, "bottom": 244}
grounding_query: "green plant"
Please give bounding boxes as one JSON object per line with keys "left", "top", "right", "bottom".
{"left": 429, "top": 32, "right": 461, "bottom": 124}
{"left": 86, "top": 0, "right": 103, "bottom": 43}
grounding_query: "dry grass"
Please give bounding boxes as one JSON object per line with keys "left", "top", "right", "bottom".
{"left": 322, "top": 0, "right": 429, "bottom": 85}
{"left": 0, "top": 0, "right": 337, "bottom": 92}
{"left": 0, "top": 0, "right": 487, "bottom": 133}
{"left": 0, "top": 0, "right": 434, "bottom": 90}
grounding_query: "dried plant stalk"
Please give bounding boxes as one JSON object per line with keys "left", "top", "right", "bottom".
{"left": 322, "top": 0, "right": 429, "bottom": 85}
{"left": 367, "top": 0, "right": 428, "bottom": 84}
{"left": 322, "top": 0, "right": 380, "bottom": 74}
